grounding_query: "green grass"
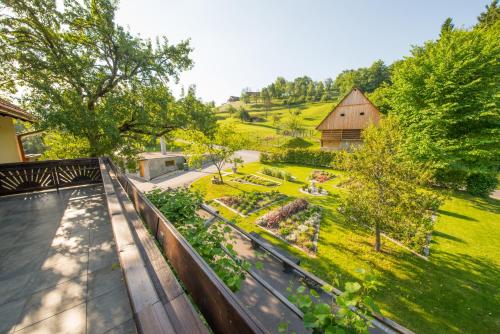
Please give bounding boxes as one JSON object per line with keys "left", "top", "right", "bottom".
{"left": 191, "top": 162, "right": 500, "bottom": 334}
{"left": 217, "top": 101, "right": 335, "bottom": 151}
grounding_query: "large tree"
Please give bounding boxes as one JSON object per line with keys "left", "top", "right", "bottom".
{"left": 0, "top": 0, "right": 215, "bottom": 157}
{"left": 341, "top": 117, "right": 439, "bottom": 253}
{"left": 388, "top": 17, "right": 500, "bottom": 188}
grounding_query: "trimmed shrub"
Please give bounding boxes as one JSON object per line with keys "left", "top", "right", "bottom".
{"left": 466, "top": 173, "right": 497, "bottom": 197}
{"left": 260, "top": 148, "right": 344, "bottom": 169}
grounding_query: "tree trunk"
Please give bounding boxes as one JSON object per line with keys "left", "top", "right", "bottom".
{"left": 217, "top": 166, "right": 224, "bottom": 184}
{"left": 374, "top": 223, "right": 381, "bottom": 251}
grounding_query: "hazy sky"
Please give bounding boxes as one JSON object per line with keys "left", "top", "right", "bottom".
{"left": 116, "top": 0, "right": 490, "bottom": 104}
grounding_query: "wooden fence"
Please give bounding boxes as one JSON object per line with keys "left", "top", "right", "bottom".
{"left": 0, "top": 158, "right": 101, "bottom": 195}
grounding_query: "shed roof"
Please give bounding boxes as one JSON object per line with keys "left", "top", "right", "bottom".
{"left": 0, "top": 98, "right": 35, "bottom": 122}
{"left": 316, "top": 88, "right": 380, "bottom": 131}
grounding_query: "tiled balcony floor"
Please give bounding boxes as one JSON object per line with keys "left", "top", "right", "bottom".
{"left": 0, "top": 185, "right": 136, "bottom": 334}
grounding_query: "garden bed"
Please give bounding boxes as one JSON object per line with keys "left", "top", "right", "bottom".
{"left": 216, "top": 191, "right": 287, "bottom": 216}
{"left": 256, "top": 198, "right": 322, "bottom": 253}
{"left": 232, "top": 174, "right": 280, "bottom": 187}
{"left": 260, "top": 167, "right": 295, "bottom": 181}
{"left": 310, "top": 170, "right": 335, "bottom": 183}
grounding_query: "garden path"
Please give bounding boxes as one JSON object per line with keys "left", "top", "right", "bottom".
{"left": 131, "top": 149, "right": 260, "bottom": 192}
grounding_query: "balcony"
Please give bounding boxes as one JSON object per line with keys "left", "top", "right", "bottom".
{"left": 0, "top": 158, "right": 412, "bottom": 334}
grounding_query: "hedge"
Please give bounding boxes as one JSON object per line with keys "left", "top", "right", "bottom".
{"left": 260, "top": 148, "right": 344, "bottom": 169}
{"left": 466, "top": 173, "right": 498, "bottom": 197}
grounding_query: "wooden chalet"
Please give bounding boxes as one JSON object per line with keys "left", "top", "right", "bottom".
{"left": 316, "top": 88, "right": 381, "bottom": 150}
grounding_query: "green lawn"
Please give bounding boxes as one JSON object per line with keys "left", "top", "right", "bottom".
{"left": 217, "top": 102, "right": 335, "bottom": 151}
{"left": 191, "top": 162, "right": 500, "bottom": 334}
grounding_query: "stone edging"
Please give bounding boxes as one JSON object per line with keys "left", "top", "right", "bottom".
{"left": 299, "top": 188, "right": 328, "bottom": 196}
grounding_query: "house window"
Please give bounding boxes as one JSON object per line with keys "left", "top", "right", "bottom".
{"left": 360, "top": 112, "right": 365, "bottom": 116}
{"left": 340, "top": 113, "right": 345, "bottom": 116}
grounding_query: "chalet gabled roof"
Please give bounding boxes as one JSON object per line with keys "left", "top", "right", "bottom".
{"left": 316, "top": 87, "right": 380, "bottom": 130}
{"left": 0, "top": 98, "right": 35, "bottom": 122}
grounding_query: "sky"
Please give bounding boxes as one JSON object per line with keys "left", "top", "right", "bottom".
{"left": 116, "top": 0, "right": 490, "bottom": 104}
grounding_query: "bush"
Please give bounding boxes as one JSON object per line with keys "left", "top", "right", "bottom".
{"left": 261, "top": 167, "right": 294, "bottom": 181}
{"left": 281, "top": 137, "right": 313, "bottom": 148}
{"left": 237, "top": 107, "right": 251, "bottom": 122}
{"left": 260, "top": 148, "right": 344, "bottom": 169}
{"left": 466, "top": 173, "right": 497, "bottom": 197}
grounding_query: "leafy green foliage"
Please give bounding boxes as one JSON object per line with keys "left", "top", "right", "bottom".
{"left": 0, "top": 0, "right": 215, "bottom": 158}
{"left": 249, "top": 60, "right": 390, "bottom": 106}
{"left": 260, "top": 149, "right": 344, "bottom": 169}
{"left": 387, "top": 17, "right": 500, "bottom": 190}
{"left": 334, "top": 60, "right": 391, "bottom": 98}
{"left": 146, "top": 188, "right": 248, "bottom": 291}
{"left": 261, "top": 167, "right": 294, "bottom": 181}
{"left": 466, "top": 173, "right": 498, "bottom": 197}
{"left": 237, "top": 107, "right": 251, "bottom": 122}
{"left": 341, "top": 117, "right": 441, "bottom": 252}
{"left": 285, "top": 269, "right": 379, "bottom": 333}
{"left": 182, "top": 124, "right": 246, "bottom": 183}
{"left": 476, "top": 0, "right": 499, "bottom": 28}
{"left": 41, "top": 131, "right": 90, "bottom": 160}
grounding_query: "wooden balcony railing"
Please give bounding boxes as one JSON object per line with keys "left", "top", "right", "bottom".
{"left": 0, "top": 158, "right": 101, "bottom": 195}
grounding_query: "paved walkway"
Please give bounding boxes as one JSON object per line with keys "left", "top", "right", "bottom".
{"left": 130, "top": 150, "right": 260, "bottom": 192}
{"left": 491, "top": 189, "right": 500, "bottom": 200}
{"left": 0, "top": 185, "right": 136, "bottom": 334}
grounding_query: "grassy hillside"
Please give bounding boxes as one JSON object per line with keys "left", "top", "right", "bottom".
{"left": 216, "top": 101, "right": 335, "bottom": 151}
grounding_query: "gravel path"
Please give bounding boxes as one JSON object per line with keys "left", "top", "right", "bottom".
{"left": 130, "top": 150, "right": 260, "bottom": 192}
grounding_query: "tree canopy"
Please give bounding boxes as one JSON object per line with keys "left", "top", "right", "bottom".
{"left": 341, "top": 117, "right": 440, "bottom": 252}
{"left": 386, "top": 15, "right": 499, "bottom": 188}
{"left": 240, "top": 60, "right": 391, "bottom": 106}
{"left": 182, "top": 124, "right": 246, "bottom": 183}
{"left": 0, "top": 0, "right": 215, "bottom": 158}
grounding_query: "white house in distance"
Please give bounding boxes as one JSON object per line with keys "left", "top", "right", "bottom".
{"left": 316, "top": 88, "right": 381, "bottom": 150}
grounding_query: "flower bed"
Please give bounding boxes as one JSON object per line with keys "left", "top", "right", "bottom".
{"left": 217, "top": 191, "right": 286, "bottom": 215}
{"left": 310, "top": 170, "right": 335, "bottom": 183}
{"left": 256, "top": 198, "right": 322, "bottom": 252}
{"left": 300, "top": 184, "right": 328, "bottom": 196}
{"left": 233, "top": 174, "right": 280, "bottom": 187}
{"left": 260, "top": 167, "right": 294, "bottom": 181}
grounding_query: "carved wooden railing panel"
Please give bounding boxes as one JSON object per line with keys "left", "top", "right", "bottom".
{"left": 0, "top": 158, "right": 101, "bottom": 196}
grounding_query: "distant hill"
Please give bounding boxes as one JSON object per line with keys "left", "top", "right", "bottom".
{"left": 216, "top": 100, "right": 335, "bottom": 151}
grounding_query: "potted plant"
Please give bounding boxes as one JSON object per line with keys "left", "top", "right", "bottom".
{"left": 230, "top": 157, "right": 244, "bottom": 173}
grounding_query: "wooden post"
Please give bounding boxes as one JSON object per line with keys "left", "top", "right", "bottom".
{"left": 16, "top": 135, "right": 26, "bottom": 162}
